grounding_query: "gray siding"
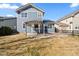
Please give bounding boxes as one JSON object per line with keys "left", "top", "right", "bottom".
{"left": 17, "top": 7, "right": 43, "bottom": 32}
{"left": 48, "top": 26, "right": 55, "bottom": 33}
{"left": 0, "top": 18, "right": 17, "bottom": 29}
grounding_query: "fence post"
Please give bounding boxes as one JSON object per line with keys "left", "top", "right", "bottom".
{"left": 72, "top": 30, "right": 74, "bottom": 36}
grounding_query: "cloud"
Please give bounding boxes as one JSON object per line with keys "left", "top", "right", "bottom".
{"left": 0, "top": 0, "right": 30, "bottom": 5}
{"left": 70, "top": 3, "right": 79, "bottom": 8}
{"left": 0, "top": 14, "right": 15, "bottom": 17}
{"left": 0, "top": 0, "right": 79, "bottom": 4}
{"left": 6, "top": 14, "right": 15, "bottom": 17}
{"left": 0, "top": 3, "right": 18, "bottom": 9}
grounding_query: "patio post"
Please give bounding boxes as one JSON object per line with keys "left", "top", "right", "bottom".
{"left": 43, "top": 24, "right": 45, "bottom": 34}
{"left": 38, "top": 24, "right": 40, "bottom": 34}
{"left": 32, "top": 24, "right": 34, "bottom": 33}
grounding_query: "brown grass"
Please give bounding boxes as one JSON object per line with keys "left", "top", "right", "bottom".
{"left": 0, "top": 33, "right": 79, "bottom": 56}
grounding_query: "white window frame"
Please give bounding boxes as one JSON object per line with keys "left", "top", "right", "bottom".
{"left": 21, "top": 13, "right": 27, "bottom": 17}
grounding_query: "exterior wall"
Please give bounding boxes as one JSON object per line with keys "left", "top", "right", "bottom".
{"left": 17, "top": 7, "right": 43, "bottom": 33}
{"left": 44, "top": 23, "right": 55, "bottom": 33}
{"left": 57, "top": 12, "right": 79, "bottom": 33}
{"left": 20, "top": 8, "right": 43, "bottom": 22}
{"left": 72, "top": 13, "right": 79, "bottom": 30}
{"left": 48, "top": 25, "right": 55, "bottom": 33}
{"left": 0, "top": 19, "right": 17, "bottom": 29}
{"left": 60, "top": 17, "right": 73, "bottom": 31}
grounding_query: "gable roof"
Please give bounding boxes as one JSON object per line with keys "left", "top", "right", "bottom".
{"left": 16, "top": 3, "right": 44, "bottom": 14}
{"left": 57, "top": 9, "right": 79, "bottom": 22}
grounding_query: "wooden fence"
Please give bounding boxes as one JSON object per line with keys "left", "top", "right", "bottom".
{"left": 60, "top": 30, "right": 79, "bottom": 35}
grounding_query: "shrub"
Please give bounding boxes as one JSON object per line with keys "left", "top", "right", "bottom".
{"left": 0, "top": 26, "right": 14, "bottom": 36}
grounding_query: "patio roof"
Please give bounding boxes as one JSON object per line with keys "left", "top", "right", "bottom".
{"left": 56, "top": 22, "right": 69, "bottom": 27}
{"left": 25, "top": 20, "right": 55, "bottom": 25}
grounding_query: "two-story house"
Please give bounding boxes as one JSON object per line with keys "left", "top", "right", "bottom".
{"left": 16, "top": 3, "right": 55, "bottom": 36}
{"left": 56, "top": 10, "right": 79, "bottom": 34}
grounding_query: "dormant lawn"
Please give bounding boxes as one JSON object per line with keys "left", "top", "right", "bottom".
{"left": 0, "top": 33, "right": 79, "bottom": 56}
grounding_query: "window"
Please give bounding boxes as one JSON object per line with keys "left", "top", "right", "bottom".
{"left": 70, "top": 22, "right": 73, "bottom": 24}
{"left": 38, "top": 13, "right": 41, "bottom": 17}
{"left": 21, "top": 13, "right": 27, "bottom": 17}
{"left": 23, "top": 23, "right": 25, "bottom": 28}
{"left": 28, "top": 12, "right": 37, "bottom": 18}
{"left": 25, "top": 13, "right": 27, "bottom": 17}
{"left": 75, "top": 27, "right": 77, "bottom": 29}
{"left": 48, "top": 25, "right": 52, "bottom": 28}
{"left": 21, "top": 13, "right": 24, "bottom": 17}
{"left": 75, "top": 26, "right": 79, "bottom": 29}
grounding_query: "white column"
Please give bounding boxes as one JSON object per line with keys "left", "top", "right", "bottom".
{"left": 25, "top": 23, "right": 27, "bottom": 33}
{"left": 38, "top": 24, "right": 40, "bottom": 33}
{"left": 32, "top": 24, "right": 34, "bottom": 33}
{"left": 43, "top": 24, "right": 45, "bottom": 34}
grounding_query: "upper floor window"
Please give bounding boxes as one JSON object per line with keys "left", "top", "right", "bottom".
{"left": 21, "top": 13, "right": 27, "bottom": 17}
{"left": 25, "top": 13, "right": 27, "bottom": 17}
{"left": 38, "top": 13, "right": 41, "bottom": 17}
{"left": 28, "top": 12, "right": 37, "bottom": 18}
{"left": 21, "top": 13, "right": 24, "bottom": 17}
{"left": 70, "top": 22, "right": 73, "bottom": 24}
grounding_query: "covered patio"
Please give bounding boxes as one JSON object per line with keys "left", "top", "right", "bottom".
{"left": 24, "top": 20, "right": 55, "bottom": 36}
{"left": 25, "top": 21, "right": 45, "bottom": 35}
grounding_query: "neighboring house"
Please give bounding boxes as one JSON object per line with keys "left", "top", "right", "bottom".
{"left": 0, "top": 16, "right": 17, "bottom": 30}
{"left": 55, "top": 22, "right": 69, "bottom": 33}
{"left": 16, "top": 3, "right": 55, "bottom": 36}
{"left": 56, "top": 10, "right": 79, "bottom": 33}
